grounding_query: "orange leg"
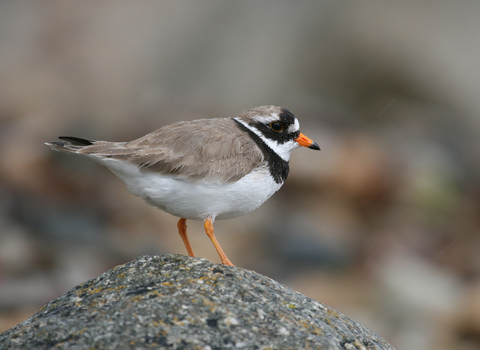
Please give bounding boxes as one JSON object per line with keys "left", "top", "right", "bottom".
{"left": 177, "top": 218, "right": 195, "bottom": 257}
{"left": 204, "top": 217, "right": 234, "bottom": 266}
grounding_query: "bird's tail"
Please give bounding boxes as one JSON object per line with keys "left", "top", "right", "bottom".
{"left": 45, "top": 136, "right": 94, "bottom": 154}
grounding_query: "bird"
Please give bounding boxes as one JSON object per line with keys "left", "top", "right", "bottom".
{"left": 46, "top": 105, "right": 320, "bottom": 266}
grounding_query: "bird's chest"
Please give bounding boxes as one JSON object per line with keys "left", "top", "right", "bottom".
{"left": 121, "top": 165, "right": 283, "bottom": 221}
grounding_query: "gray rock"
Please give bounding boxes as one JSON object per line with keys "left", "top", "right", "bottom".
{"left": 0, "top": 255, "right": 394, "bottom": 349}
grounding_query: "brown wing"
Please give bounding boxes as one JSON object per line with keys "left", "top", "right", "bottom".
{"left": 77, "top": 118, "right": 264, "bottom": 183}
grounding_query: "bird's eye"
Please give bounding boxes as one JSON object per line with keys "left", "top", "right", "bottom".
{"left": 270, "top": 122, "right": 284, "bottom": 132}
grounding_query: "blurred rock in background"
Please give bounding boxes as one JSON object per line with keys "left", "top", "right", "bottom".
{"left": 1, "top": 2, "right": 480, "bottom": 350}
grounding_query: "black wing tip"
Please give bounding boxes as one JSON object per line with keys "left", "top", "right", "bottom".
{"left": 58, "top": 136, "right": 94, "bottom": 146}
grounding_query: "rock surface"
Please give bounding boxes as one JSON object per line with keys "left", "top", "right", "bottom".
{"left": 0, "top": 255, "right": 394, "bottom": 349}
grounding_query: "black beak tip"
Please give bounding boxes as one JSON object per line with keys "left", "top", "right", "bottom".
{"left": 309, "top": 142, "right": 320, "bottom": 151}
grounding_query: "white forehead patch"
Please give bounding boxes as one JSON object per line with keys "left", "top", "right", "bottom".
{"left": 287, "top": 118, "right": 300, "bottom": 133}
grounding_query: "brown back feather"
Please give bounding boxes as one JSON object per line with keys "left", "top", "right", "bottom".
{"left": 77, "top": 118, "right": 264, "bottom": 183}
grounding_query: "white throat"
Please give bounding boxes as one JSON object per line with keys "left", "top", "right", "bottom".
{"left": 234, "top": 117, "right": 299, "bottom": 162}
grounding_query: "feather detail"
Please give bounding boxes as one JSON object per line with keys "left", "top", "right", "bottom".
{"left": 48, "top": 118, "right": 265, "bottom": 183}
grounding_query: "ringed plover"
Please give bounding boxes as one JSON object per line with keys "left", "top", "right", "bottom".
{"left": 46, "top": 105, "right": 320, "bottom": 266}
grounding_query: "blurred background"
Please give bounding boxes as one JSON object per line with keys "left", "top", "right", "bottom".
{"left": 1, "top": 1, "right": 480, "bottom": 349}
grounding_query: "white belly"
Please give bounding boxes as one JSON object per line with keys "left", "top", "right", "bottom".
{"left": 98, "top": 158, "right": 283, "bottom": 221}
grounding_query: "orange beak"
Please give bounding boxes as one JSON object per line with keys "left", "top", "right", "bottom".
{"left": 295, "top": 132, "right": 320, "bottom": 150}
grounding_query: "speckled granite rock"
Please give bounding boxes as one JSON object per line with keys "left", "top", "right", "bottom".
{"left": 0, "top": 255, "right": 394, "bottom": 350}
